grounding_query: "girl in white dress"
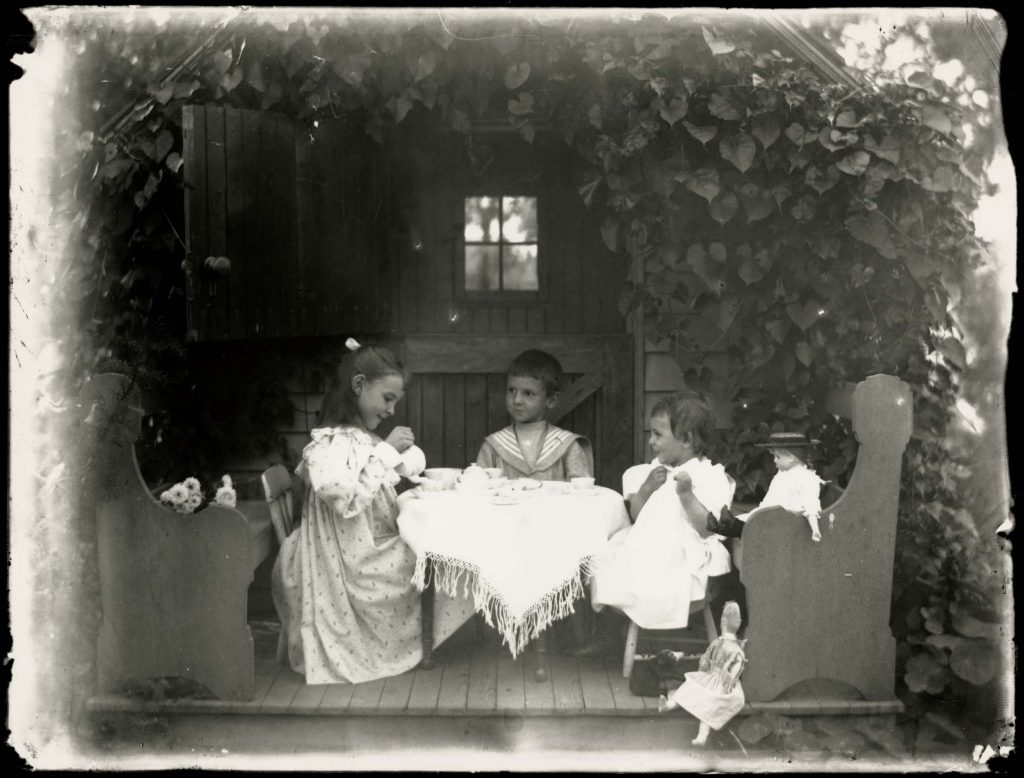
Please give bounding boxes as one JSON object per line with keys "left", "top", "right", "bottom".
{"left": 590, "top": 392, "right": 734, "bottom": 630}
{"left": 272, "top": 341, "right": 428, "bottom": 684}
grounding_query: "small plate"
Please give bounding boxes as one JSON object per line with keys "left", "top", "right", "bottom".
{"left": 491, "top": 496, "right": 518, "bottom": 506}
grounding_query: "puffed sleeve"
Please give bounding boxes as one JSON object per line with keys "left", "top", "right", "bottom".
{"left": 622, "top": 462, "right": 656, "bottom": 500}
{"left": 296, "top": 427, "right": 400, "bottom": 519}
{"left": 685, "top": 459, "right": 735, "bottom": 520}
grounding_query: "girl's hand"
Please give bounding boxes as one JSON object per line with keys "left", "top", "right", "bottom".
{"left": 674, "top": 471, "right": 693, "bottom": 494}
{"left": 641, "top": 466, "right": 668, "bottom": 493}
{"left": 385, "top": 426, "right": 415, "bottom": 453}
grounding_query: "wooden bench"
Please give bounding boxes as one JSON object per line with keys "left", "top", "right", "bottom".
{"left": 84, "top": 373, "right": 274, "bottom": 701}
{"left": 736, "top": 373, "right": 912, "bottom": 704}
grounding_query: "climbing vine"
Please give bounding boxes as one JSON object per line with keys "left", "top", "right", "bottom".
{"left": 34, "top": 8, "right": 1010, "bottom": 750}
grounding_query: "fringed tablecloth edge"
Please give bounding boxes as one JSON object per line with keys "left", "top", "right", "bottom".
{"left": 411, "top": 553, "right": 595, "bottom": 658}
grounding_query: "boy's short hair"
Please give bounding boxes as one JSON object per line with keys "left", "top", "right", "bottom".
{"left": 651, "top": 391, "right": 715, "bottom": 456}
{"left": 507, "top": 350, "right": 563, "bottom": 396}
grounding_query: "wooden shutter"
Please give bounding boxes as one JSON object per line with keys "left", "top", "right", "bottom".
{"left": 183, "top": 105, "right": 388, "bottom": 341}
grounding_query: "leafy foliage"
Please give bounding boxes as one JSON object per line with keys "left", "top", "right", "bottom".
{"left": 37, "top": 8, "right": 1009, "bottom": 748}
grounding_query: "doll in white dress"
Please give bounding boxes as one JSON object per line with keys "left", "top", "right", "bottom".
{"left": 658, "top": 601, "right": 746, "bottom": 745}
{"left": 743, "top": 432, "right": 825, "bottom": 541}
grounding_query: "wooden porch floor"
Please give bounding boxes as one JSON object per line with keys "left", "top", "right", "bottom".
{"left": 88, "top": 618, "right": 902, "bottom": 719}
{"left": 83, "top": 621, "right": 934, "bottom": 770}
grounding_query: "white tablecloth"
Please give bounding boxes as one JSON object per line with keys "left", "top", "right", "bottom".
{"left": 397, "top": 483, "right": 630, "bottom": 657}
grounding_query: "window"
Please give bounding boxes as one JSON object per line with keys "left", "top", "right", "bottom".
{"left": 463, "top": 196, "right": 539, "bottom": 292}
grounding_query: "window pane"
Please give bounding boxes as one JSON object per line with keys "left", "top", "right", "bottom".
{"left": 503, "top": 245, "right": 538, "bottom": 290}
{"left": 465, "top": 245, "right": 500, "bottom": 290}
{"left": 465, "top": 196, "right": 501, "bottom": 242}
{"left": 502, "top": 196, "right": 538, "bottom": 242}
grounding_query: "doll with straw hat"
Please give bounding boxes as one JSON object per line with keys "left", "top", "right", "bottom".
{"left": 748, "top": 431, "right": 825, "bottom": 541}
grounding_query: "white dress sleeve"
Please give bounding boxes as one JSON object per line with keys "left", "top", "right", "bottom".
{"left": 622, "top": 461, "right": 657, "bottom": 500}
{"left": 296, "top": 427, "right": 400, "bottom": 519}
{"left": 681, "top": 458, "right": 735, "bottom": 520}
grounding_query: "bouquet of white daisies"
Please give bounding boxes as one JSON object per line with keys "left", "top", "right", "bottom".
{"left": 160, "top": 474, "right": 236, "bottom": 514}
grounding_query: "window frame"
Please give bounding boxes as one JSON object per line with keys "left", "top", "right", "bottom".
{"left": 454, "top": 192, "right": 547, "bottom": 303}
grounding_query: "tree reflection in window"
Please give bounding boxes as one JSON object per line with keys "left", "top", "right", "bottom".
{"left": 464, "top": 196, "right": 538, "bottom": 291}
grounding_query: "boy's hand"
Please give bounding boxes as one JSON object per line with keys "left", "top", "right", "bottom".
{"left": 641, "top": 466, "right": 668, "bottom": 493}
{"left": 674, "top": 471, "right": 693, "bottom": 494}
{"left": 385, "top": 426, "right": 415, "bottom": 453}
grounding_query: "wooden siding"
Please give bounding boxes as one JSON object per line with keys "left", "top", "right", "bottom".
{"left": 184, "top": 106, "right": 388, "bottom": 341}
{"left": 386, "top": 131, "right": 624, "bottom": 337}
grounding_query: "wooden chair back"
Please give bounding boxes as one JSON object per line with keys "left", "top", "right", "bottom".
{"left": 261, "top": 464, "right": 297, "bottom": 545}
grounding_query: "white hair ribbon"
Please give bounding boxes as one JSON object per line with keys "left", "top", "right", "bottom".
{"left": 345, "top": 337, "right": 362, "bottom": 352}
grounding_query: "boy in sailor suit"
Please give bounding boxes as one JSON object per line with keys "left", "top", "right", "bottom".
{"left": 475, "top": 350, "right": 594, "bottom": 481}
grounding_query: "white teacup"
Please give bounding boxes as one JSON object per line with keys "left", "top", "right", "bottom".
{"left": 423, "top": 468, "right": 461, "bottom": 490}
{"left": 484, "top": 468, "right": 504, "bottom": 479}
{"left": 571, "top": 477, "right": 595, "bottom": 489}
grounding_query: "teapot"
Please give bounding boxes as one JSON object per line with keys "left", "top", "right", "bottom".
{"left": 456, "top": 464, "right": 488, "bottom": 489}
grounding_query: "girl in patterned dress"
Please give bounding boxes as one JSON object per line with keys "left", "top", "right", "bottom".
{"left": 272, "top": 342, "right": 428, "bottom": 684}
{"left": 658, "top": 601, "right": 747, "bottom": 746}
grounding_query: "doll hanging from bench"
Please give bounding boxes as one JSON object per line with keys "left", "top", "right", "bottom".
{"left": 707, "top": 432, "right": 825, "bottom": 542}
{"left": 657, "top": 601, "right": 747, "bottom": 746}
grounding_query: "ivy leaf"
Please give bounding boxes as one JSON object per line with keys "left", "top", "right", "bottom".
{"left": 247, "top": 60, "right": 266, "bottom": 92}
{"left": 920, "top": 165, "right": 956, "bottom": 192}
{"left": 920, "top": 102, "right": 952, "bottom": 136}
{"left": 601, "top": 216, "right": 620, "bottom": 252}
{"left": 784, "top": 122, "right": 809, "bottom": 146}
{"left": 864, "top": 133, "right": 901, "bottom": 165}
{"left": 451, "top": 107, "right": 471, "bottom": 134}
{"left": 165, "top": 152, "right": 183, "bottom": 174}
{"left": 587, "top": 103, "right": 602, "bottom": 129}
{"left": 656, "top": 96, "right": 689, "bottom": 126}
{"left": 504, "top": 62, "right": 531, "bottom": 90}
{"left": 836, "top": 150, "right": 871, "bottom": 176}
{"left": 835, "top": 109, "right": 859, "bottom": 128}
{"left": 394, "top": 93, "right": 414, "bottom": 123}
{"left": 738, "top": 183, "right": 774, "bottom": 222}
{"left": 795, "top": 341, "right": 814, "bottom": 366}
{"left": 708, "top": 91, "right": 743, "bottom": 120}
{"left": 709, "top": 242, "right": 727, "bottom": 263}
{"left": 683, "top": 121, "right": 718, "bottom": 146}
{"left": 786, "top": 299, "right": 821, "bottom": 331}
{"left": 818, "top": 127, "right": 858, "bottom": 151}
{"left": 686, "top": 244, "right": 725, "bottom": 295}
{"left": 262, "top": 81, "right": 284, "bottom": 110}
{"left": 845, "top": 212, "right": 897, "bottom": 259}
{"left": 683, "top": 167, "right": 721, "bottom": 202}
{"left": 212, "top": 48, "right": 233, "bottom": 76}
{"left": 765, "top": 318, "right": 789, "bottom": 345}
{"left": 150, "top": 83, "right": 175, "bottom": 105}
{"left": 508, "top": 91, "right": 534, "bottom": 116}
{"left": 101, "top": 159, "right": 134, "bottom": 181}
{"left": 789, "top": 195, "right": 816, "bottom": 221}
{"left": 849, "top": 262, "right": 875, "bottom": 287}
{"left": 578, "top": 171, "right": 603, "bottom": 208}
{"left": 738, "top": 258, "right": 765, "bottom": 284}
{"left": 719, "top": 131, "right": 756, "bottom": 172}
{"left": 751, "top": 113, "right": 781, "bottom": 149}
{"left": 708, "top": 191, "right": 739, "bottom": 224}
{"left": 414, "top": 51, "right": 438, "bottom": 82}
{"left": 701, "top": 26, "right": 738, "bottom": 55}
{"left": 805, "top": 164, "right": 840, "bottom": 194}
{"left": 220, "top": 68, "right": 243, "bottom": 93}
{"left": 174, "top": 79, "right": 200, "bottom": 99}
{"left": 950, "top": 640, "right": 998, "bottom": 685}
